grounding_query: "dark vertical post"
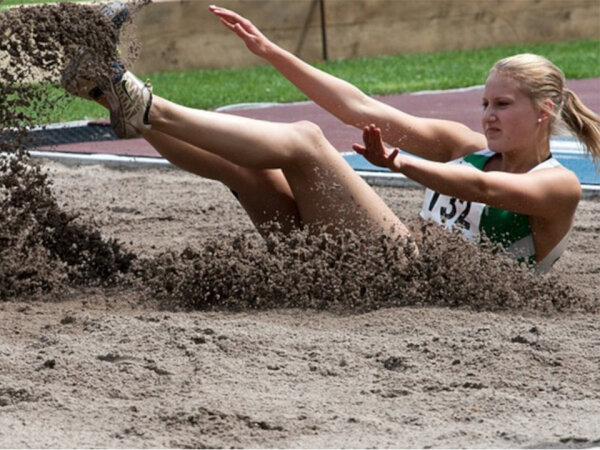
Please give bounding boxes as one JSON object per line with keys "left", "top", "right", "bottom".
{"left": 319, "top": 0, "right": 328, "bottom": 61}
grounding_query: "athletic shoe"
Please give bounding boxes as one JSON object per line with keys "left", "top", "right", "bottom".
{"left": 104, "top": 70, "right": 153, "bottom": 139}
{"left": 99, "top": 1, "right": 131, "bottom": 29}
{"left": 60, "top": 48, "right": 105, "bottom": 102}
{"left": 60, "top": 1, "right": 130, "bottom": 101}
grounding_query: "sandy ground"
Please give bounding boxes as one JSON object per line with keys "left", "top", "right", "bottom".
{"left": 0, "top": 161, "right": 599, "bottom": 448}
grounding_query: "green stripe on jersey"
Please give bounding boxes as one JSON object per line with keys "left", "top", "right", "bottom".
{"left": 464, "top": 152, "right": 535, "bottom": 262}
{"left": 479, "top": 206, "right": 532, "bottom": 249}
{"left": 463, "top": 153, "right": 489, "bottom": 170}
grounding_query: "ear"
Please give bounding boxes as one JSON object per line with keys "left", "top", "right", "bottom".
{"left": 538, "top": 98, "right": 554, "bottom": 122}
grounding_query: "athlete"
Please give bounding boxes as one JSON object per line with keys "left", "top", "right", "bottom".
{"left": 62, "top": 5, "right": 600, "bottom": 272}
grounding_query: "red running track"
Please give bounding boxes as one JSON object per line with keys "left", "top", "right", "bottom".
{"left": 36, "top": 78, "right": 600, "bottom": 157}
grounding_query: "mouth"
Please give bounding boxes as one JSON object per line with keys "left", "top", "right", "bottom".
{"left": 485, "top": 127, "right": 501, "bottom": 138}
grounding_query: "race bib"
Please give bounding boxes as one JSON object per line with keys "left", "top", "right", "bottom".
{"left": 420, "top": 189, "right": 485, "bottom": 242}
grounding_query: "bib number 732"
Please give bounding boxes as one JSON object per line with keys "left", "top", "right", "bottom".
{"left": 428, "top": 192, "right": 472, "bottom": 230}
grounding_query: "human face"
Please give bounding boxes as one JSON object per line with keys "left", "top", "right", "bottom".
{"left": 481, "top": 72, "right": 541, "bottom": 154}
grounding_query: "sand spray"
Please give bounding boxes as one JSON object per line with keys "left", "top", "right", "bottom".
{"left": 0, "top": 1, "right": 592, "bottom": 313}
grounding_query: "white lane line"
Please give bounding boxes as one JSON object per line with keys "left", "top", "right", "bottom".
{"left": 24, "top": 150, "right": 599, "bottom": 196}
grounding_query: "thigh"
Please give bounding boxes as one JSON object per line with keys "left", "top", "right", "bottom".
{"left": 281, "top": 124, "right": 411, "bottom": 240}
{"left": 232, "top": 168, "right": 303, "bottom": 236}
{"left": 144, "top": 130, "right": 302, "bottom": 237}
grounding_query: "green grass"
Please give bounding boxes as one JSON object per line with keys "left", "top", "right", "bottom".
{"left": 18, "top": 38, "right": 600, "bottom": 123}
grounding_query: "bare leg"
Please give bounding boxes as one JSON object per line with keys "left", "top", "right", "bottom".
{"left": 146, "top": 96, "right": 411, "bottom": 238}
{"left": 93, "top": 94, "right": 302, "bottom": 234}
{"left": 143, "top": 129, "right": 302, "bottom": 235}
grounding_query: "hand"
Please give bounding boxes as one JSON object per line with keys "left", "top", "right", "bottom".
{"left": 352, "top": 124, "right": 403, "bottom": 171}
{"left": 209, "top": 5, "right": 274, "bottom": 58}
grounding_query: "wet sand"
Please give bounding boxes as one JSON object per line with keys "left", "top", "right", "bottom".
{"left": 0, "top": 161, "right": 598, "bottom": 448}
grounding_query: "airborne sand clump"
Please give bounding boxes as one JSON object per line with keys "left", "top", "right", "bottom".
{"left": 0, "top": 2, "right": 137, "bottom": 297}
{"left": 0, "top": 154, "right": 135, "bottom": 298}
{"left": 0, "top": 1, "right": 130, "bottom": 82}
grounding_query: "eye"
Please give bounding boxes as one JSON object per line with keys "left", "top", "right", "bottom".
{"left": 482, "top": 100, "right": 489, "bottom": 109}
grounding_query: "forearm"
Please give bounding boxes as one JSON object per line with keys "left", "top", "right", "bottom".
{"left": 397, "top": 155, "right": 486, "bottom": 202}
{"left": 395, "top": 154, "right": 580, "bottom": 219}
{"left": 264, "top": 44, "right": 370, "bottom": 126}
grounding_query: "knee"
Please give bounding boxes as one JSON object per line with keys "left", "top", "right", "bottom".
{"left": 292, "top": 120, "right": 325, "bottom": 143}
{"left": 288, "top": 120, "right": 329, "bottom": 158}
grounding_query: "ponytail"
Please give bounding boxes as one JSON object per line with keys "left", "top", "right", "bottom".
{"left": 561, "top": 88, "right": 600, "bottom": 165}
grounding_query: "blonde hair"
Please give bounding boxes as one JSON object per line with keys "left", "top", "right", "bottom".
{"left": 490, "top": 53, "right": 600, "bottom": 165}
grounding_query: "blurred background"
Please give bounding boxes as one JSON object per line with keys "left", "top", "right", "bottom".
{"left": 131, "top": 0, "right": 600, "bottom": 72}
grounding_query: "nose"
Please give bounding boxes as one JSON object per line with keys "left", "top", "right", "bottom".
{"left": 481, "top": 105, "right": 497, "bottom": 126}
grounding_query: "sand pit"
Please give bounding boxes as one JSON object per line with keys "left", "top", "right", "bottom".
{"left": 0, "top": 161, "right": 598, "bottom": 448}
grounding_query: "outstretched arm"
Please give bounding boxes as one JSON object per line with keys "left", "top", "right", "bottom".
{"left": 353, "top": 125, "right": 581, "bottom": 219}
{"left": 210, "top": 5, "right": 486, "bottom": 162}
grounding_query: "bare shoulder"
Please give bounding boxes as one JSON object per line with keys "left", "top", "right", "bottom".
{"left": 534, "top": 165, "right": 582, "bottom": 208}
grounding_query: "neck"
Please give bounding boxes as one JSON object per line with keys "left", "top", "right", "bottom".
{"left": 499, "top": 127, "right": 552, "bottom": 172}
{"left": 499, "top": 141, "right": 551, "bottom": 173}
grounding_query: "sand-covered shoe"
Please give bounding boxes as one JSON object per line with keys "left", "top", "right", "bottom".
{"left": 60, "top": 1, "right": 130, "bottom": 100}
{"left": 60, "top": 48, "right": 106, "bottom": 102}
{"left": 104, "top": 70, "right": 152, "bottom": 139}
{"left": 99, "top": 1, "right": 131, "bottom": 29}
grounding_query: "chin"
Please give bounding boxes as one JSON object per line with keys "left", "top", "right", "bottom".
{"left": 486, "top": 140, "right": 508, "bottom": 154}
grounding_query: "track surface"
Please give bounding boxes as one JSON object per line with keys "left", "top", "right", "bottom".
{"left": 33, "top": 78, "right": 600, "bottom": 158}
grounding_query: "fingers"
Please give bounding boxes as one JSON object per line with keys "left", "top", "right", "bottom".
{"left": 355, "top": 124, "right": 404, "bottom": 171}
{"left": 355, "top": 124, "right": 381, "bottom": 162}
{"left": 210, "top": 6, "right": 240, "bottom": 26}
{"left": 362, "top": 125, "right": 371, "bottom": 149}
{"left": 233, "top": 22, "right": 254, "bottom": 40}
{"left": 362, "top": 124, "right": 382, "bottom": 151}
{"left": 371, "top": 124, "right": 382, "bottom": 145}
{"left": 211, "top": 5, "right": 263, "bottom": 44}
{"left": 218, "top": 17, "right": 236, "bottom": 31}
{"left": 209, "top": 5, "right": 239, "bottom": 19}
{"left": 387, "top": 148, "right": 403, "bottom": 171}
{"left": 218, "top": 18, "right": 248, "bottom": 41}
{"left": 352, "top": 143, "right": 366, "bottom": 154}
{"left": 210, "top": 5, "right": 251, "bottom": 29}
